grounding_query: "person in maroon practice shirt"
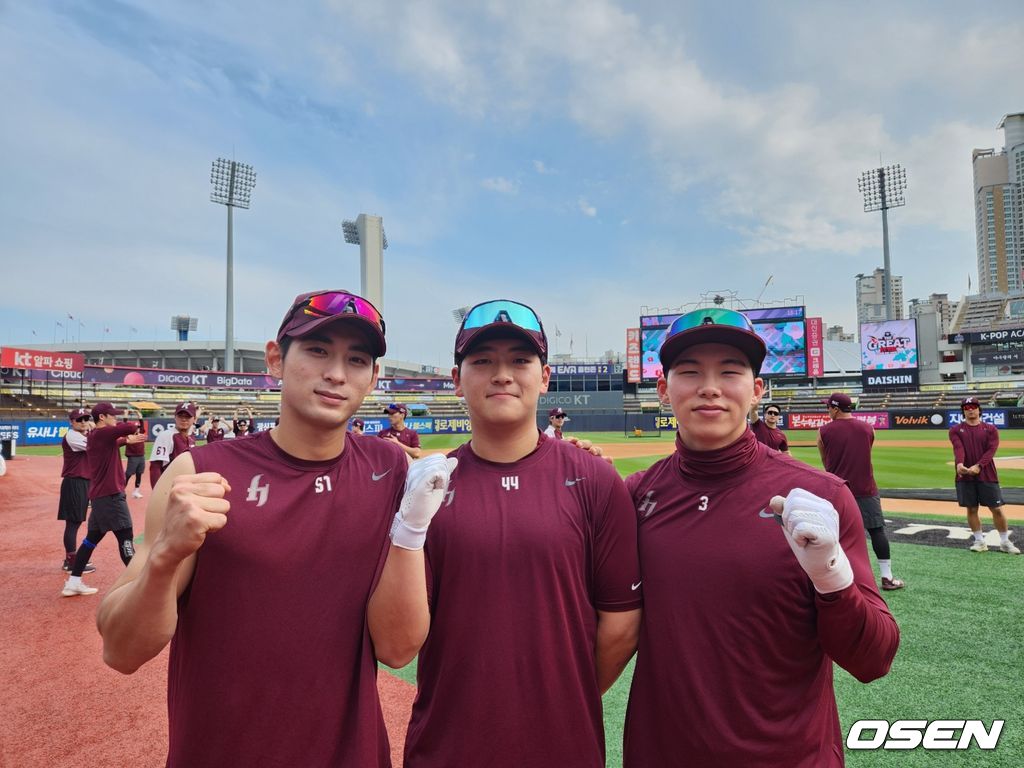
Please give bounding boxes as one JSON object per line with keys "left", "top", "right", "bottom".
{"left": 623, "top": 308, "right": 899, "bottom": 768}
{"left": 96, "top": 289, "right": 455, "bottom": 767}
{"left": 123, "top": 407, "right": 147, "bottom": 499}
{"left": 380, "top": 403, "right": 421, "bottom": 459}
{"left": 404, "top": 299, "right": 641, "bottom": 768}
{"left": 818, "top": 393, "right": 905, "bottom": 590}
{"left": 57, "top": 407, "right": 96, "bottom": 574}
{"left": 749, "top": 401, "right": 789, "bottom": 453}
{"left": 203, "top": 416, "right": 226, "bottom": 443}
{"left": 951, "top": 396, "right": 1019, "bottom": 554}
{"left": 148, "top": 402, "right": 199, "bottom": 488}
{"left": 62, "top": 402, "right": 146, "bottom": 596}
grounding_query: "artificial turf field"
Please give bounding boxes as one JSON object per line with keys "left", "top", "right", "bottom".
{"left": 13, "top": 429, "right": 1023, "bottom": 765}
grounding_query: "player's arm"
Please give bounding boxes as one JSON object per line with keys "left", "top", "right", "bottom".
{"left": 368, "top": 455, "right": 457, "bottom": 668}
{"left": 771, "top": 488, "right": 899, "bottom": 683}
{"left": 97, "top": 453, "right": 229, "bottom": 674}
{"left": 976, "top": 426, "right": 999, "bottom": 470}
{"left": 779, "top": 431, "right": 791, "bottom": 455}
{"left": 595, "top": 608, "right": 641, "bottom": 693}
{"left": 398, "top": 440, "right": 422, "bottom": 460}
{"left": 66, "top": 429, "right": 87, "bottom": 451}
{"left": 816, "top": 432, "right": 827, "bottom": 467}
{"left": 949, "top": 428, "right": 968, "bottom": 474}
{"left": 749, "top": 403, "right": 761, "bottom": 424}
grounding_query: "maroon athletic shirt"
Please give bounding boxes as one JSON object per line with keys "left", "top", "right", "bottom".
{"left": 751, "top": 419, "right": 789, "bottom": 452}
{"left": 379, "top": 426, "right": 420, "bottom": 449}
{"left": 623, "top": 429, "right": 899, "bottom": 768}
{"left": 87, "top": 421, "right": 139, "bottom": 499}
{"left": 949, "top": 421, "right": 1000, "bottom": 483}
{"left": 174, "top": 431, "right": 407, "bottom": 767}
{"left": 170, "top": 432, "right": 196, "bottom": 462}
{"left": 125, "top": 423, "right": 146, "bottom": 457}
{"left": 61, "top": 430, "right": 90, "bottom": 479}
{"left": 405, "top": 435, "right": 641, "bottom": 768}
{"left": 205, "top": 427, "right": 225, "bottom": 443}
{"left": 818, "top": 417, "right": 879, "bottom": 497}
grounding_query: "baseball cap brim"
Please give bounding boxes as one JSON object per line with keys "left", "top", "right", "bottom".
{"left": 280, "top": 314, "right": 386, "bottom": 358}
{"left": 659, "top": 326, "right": 766, "bottom": 373}
{"left": 455, "top": 325, "right": 546, "bottom": 360}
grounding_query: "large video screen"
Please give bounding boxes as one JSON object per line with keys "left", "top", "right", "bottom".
{"left": 641, "top": 306, "right": 806, "bottom": 381}
{"left": 860, "top": 319, "right": 918, "bottom": 370}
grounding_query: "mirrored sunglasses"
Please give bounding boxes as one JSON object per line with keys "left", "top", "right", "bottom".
{"left": 665, "top": 307, "right": 755, "bottom": 339}
{"left": 461, "top": 300, "right": 543, "bottom": 333}
{"left": 297, "top": 291, "right": 385, "bottom": 334}
{"left": 74, "top": 416, "right": 92, "bottom": 423}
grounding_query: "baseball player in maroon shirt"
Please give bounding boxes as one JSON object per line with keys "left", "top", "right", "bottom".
{"left": 380, "top": 403, "right": 422, "bottom": 459}
{"left": 148, "top": 402, "right": 198, "bottom": 488}
{"left": 951, "top": 396, "right": 1019, "bottom": 554}
{"left": 818, "top": 393, "right": 905, "bottom": 590}
{"left": 203, "top": 416, "right": 226, "bottom": 443}
{"left": 623, "top": 308, "right": 899, "bottom": 768}
{"left": 749, "top": 401, "right": 789, "bottom": 453}
{"left": 96, "top": 290, "right": 455, "bottom": 767}
{"left": 58, "top": 407, "right": 96, "bottom": 573}
{"left": 349, "top": 417, "right": 365, "bottom": 435}
{"left": 404, "top": 299, "right": 641, "bottom": 768}
{"left": 62, "top": 402, "right": 147, "bottom": 596}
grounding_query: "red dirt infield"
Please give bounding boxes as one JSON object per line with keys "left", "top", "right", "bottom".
{"left": 0, "top": 455, "right": 414, "bottom": 767}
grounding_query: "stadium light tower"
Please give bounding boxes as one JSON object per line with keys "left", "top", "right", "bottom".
{"left": 342, "top": 214, "right": 388, "bottom": 313}
{"left": 858, "top": 164, "right": 907, "bottom": 320}
{"left": 210, "top": 158, "right": 257, "bottom": 372}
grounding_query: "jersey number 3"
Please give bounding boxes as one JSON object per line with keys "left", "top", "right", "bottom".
{"left": 698, "top": 495, "right": 709, "bottom": 511}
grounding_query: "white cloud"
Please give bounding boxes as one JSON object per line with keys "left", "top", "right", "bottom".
{"left": 533, "top": 159, "right": 553, "bottom": 174}
{"left": 578, "top": 197, "right": 597, "bottom": 217}
{"left": 481, "top": 176, "right": 520, "bottom": 194}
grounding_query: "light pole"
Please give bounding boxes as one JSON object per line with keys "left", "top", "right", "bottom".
{"left": 858, "top": 164, "right": 907, "bottom": 320}
{"left": 342, "top": 214, "right": 388, "bottom": 313}
{"left": 210, "top": 158, "right": 257, "bottom": 372}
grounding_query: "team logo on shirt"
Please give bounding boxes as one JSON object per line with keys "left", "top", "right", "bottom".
{"left": 637, "top": 491, "right": 658, "bottom": 518}
{"left": 245, "top": 474, "right": 270, "bottom": 507}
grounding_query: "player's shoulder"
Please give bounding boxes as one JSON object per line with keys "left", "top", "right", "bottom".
{"left": 552, "top": 438, "right": 621, "bottom": 482}
{"left": 625, "top": 451, "right": 677, "bottom": 498}
{"left": 353, "top": 430, "right": 407, "bottom": 465}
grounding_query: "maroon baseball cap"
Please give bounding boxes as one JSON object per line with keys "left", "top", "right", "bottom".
{"left": 659, "top": 308, "right": 766, "bottom": 373}
{"left": 384, "top": 403, "right": 408, "bottom": 416}
{"left": 91, "top": 402, "right": 123, "bottom": 420}
{"left": 68, "top": 408, "right": 91, "bottom": 421}
{"left": 549, "top": 407, "right": 569, "bottom": 419}
{"left": 961, "top": 396, "right": 981, "bottom": 410}
{"left": 825, "top": 393, "right": 854, "bottom": 412}
{"left": 454, "top": 299, "right": 548, "bottom": 363}
{"left": 175, "top": 402, "right": 197, "bottom": 417}
{"left": 276, "top": 290, "right": 386, "bottom": 357}
{"left": 350, "top": 418, "right": 365, "bottom": 429}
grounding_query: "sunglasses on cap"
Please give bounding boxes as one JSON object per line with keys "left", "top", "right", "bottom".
{"left": 278, "top": 290, "right": 386, "bottom": 355}
{"left": 455, "top": 299, "right": 548, "bottom": 359}
{"left": 659, "top": 307, "right": 766, "bottom": 372}
{"left": 666, "top": 307, "right": 756, "bottom": 335}
{"left": 297, "top": 291, "right": 384, "bottom": 331}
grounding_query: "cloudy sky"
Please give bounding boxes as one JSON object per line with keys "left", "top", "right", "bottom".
{"left": 2, "top": 1, "right": 1021, "bottom": 370}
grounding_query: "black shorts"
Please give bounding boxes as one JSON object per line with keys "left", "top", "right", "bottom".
{"left": 58, "top": 477, "right": 90, "bottom": 522}
{"left": 125, "top": 455, "right": 146, "bottom": 481}
{"left": 855, "top": 495, "right": 885, "bottom": 530}
{"left": 956, "top": 482, "right": 1005, "bottom": 509}
{"left": 89, "top": 493, "right": 133, "bottom": 533}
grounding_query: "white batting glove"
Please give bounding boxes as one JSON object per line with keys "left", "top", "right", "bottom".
{"left": 390, "top": 455, "right": 458, "bottom": 550}
{"left": 770, "top": 489, "right": 854, "bottom": 594}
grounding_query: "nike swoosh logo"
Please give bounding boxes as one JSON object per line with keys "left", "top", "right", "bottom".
{"left": 631, "top": 581, "right": 642, "bottom": 591}
{"left": 565, "top": 478, "right": 586, "bottom": 486}
{"left": 371, "top": 470, "right": 392, "bottom": 481}
{"left": 758, "top": 508, "right": 783, "bottom": 525}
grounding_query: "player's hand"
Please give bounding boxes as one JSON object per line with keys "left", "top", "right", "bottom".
{"left": 770, "top": 489, "right": 853, "bottom": 594}
{"left": 390, "top": 455, "right": 458, "bottom": 550}
{"left": 565, "top": 436, "right": 614, "bottom": 465}
{"left": 969, "top": 464, "right": 981, "bottom": 475}
{"left": 126, "top": 433, "right": 146, "bottom": 444}
{"left": 150, "top": 472, "right": 231, "bottom": 568}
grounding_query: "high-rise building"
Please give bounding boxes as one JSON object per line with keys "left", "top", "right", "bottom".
{"left": 826, "top": 325, "right": 855, "bottom": 343}
{"left": 856, "top": 268, "right": 904, "bottom": 330}
{"left": 909, "top": 293, "right": 958, "bottom": 336}
{"left": 973, "top": 113, "right": 1024, "bottom": 294}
